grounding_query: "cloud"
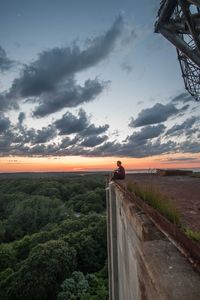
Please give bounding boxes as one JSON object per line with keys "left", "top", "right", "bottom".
{"left": 166, "top": 116, "right": 199, "bottom": 136}
{"left": 60, "top": 136, "right": 80, "bottom": 149}
{"left": 80, "top": 123, "right": 109, "bottom": 136}
{"left": 121, "top": 61, "right": 133, "bottom": 73}
{"left": 0, "top": 113, "right": 10, "bottom": 133}
{"left": 179, "top": 141, "right": 200, "bottom": 154}
{"left": 88, "top": 138, "right": 176, "bottom": 158}
{"left": 162, "top": 156, "right": 200, "bottom": 163}
{"left": 129, "top": 103, "right": 189, "bottom": 127}
{"left": 18, "top": 112, "right": 26, "bottom": 124}
{"left": 55, "top": 109, "right": 89, "bottom": 135}
{"left": 171, "top": 92, "right": 193, "bottom": 104}
{"left": 0, "top": 129, "right": 15, "bottom": 155}
{"left": 27, "top": 143, "right": 60, "bottom": 156}
{"left": 32, "top": 78, "right": 108, "bottom": 117}
{"left": 87, "top": 141, "right": 121, "bottom": 157}
{"left": 30, "top": 126, "right": 57, "bottom": 144}
{"left": 81, "top": 135, "right": 108, "bottom": 147}
{"left": 0, "top": 107, "right": 111, "bottom": 156}
{"left": 126, "top": 124, "right": 166, "bottom": 143}
{"left": 15, "top": 15, "right": 123, "bottom": 97}
{"left": 0, "top": 46, "right": 14, "bottom": 72}
{"left": 1, "top": 16, "right": 125, "bottom": 114}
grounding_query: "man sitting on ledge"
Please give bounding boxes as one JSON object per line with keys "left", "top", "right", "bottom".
{"left": 111, "top": 160, "right": 125, "bottom": 180}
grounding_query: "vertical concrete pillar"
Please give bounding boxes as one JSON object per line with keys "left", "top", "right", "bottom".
{"left": 107, "top": 181, "right": 119, "bottom": 300}
{"left": 106, "top": 180, "right": 112, "bottom": 300}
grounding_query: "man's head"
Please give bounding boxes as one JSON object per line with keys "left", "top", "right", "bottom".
{"left": 117, "top": 160, "right": 122, "bottom": 167}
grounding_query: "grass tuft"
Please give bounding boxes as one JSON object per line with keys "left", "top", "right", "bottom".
{"left": 185, "top": 229, "right": 200, "bottom": 242}
{"left": 127, "top": 182, "right": 181, "bottom": 226}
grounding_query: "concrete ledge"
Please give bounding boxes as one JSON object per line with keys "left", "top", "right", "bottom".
{"left": 139, "top": 240, "right": 200, "bottom": 300}
{"left": 107, "top": 182, "right": 200, "bottom": 300}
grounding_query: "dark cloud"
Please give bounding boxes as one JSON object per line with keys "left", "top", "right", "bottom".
{"left": 120, "top": 139, "right": 176, "bottom": 158}
{"left": 55, "top": 109, "right": 89, "bottom": 135}
{"left": 171, "top": 92, "right": 193, "bottom": 104}
{"left": 126, "top": 124, "right": 166, "bottom": 143}
{"left": 87, "top": 141, "right": 121, "bottom": 157}
{"left": 0, "top": 113, "right": 10, "bottom": 133}
{"left": 0, "top": 92, "right": 19, "bottom": 112}
{"left": 33, "top": 78, "right": 108, "bottom": 117}
{"left": 27, "top": 143, "right": 60, "bottom": 156}
{"left": 1, "top": 16, "right": 125, "bottom": 114}
{"left": 13, "top": 15, "right": 123, "bottom": 97}
{"left": 166, "top": 116, "right": 199, "bottom": 136}
{"left": 0, "top": 46, "right": 14, "bottom": 72}
{"left": 0, "top": 113, "right": 177, "bottom": 158}
{"left": 0, "top": 137, "right": 12, "bottom": 154}
{"left": 18, "top": 112, "right": 26, "bottom": 124}
{"left": 129, "top": 103, "right": 189, "bottom": 127}
{"left": 9, "top": 124, "right": 57, "bottom": 145}
{"left": 30, "top": 126, "right": 57, "bottom": 144}
{"left": 88, "top": 138, "right": 176, "bottom": 158}
{"left": 0, "top": 107, "right": 111, "bottom": 156}
{"left": 60, "top": 136, "right": 79, "bottom": 149}
{"left": 179, "top": 141, "right": 200, "bottom": 154}
{"left": 0, "top": 129, "right": 20, "bottom": 155}
{"left": 57, "top": 145, "right": 87, "bottom": 157}
{"left": 80, "top": 123, "right": 109, "bottom": 137}
{"left": 81, "top": 135, "right": 108, "bottom": 147}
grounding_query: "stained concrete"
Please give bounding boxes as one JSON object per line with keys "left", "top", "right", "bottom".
{"left": 107, "top": 181, "right": 200, "bottom": 300}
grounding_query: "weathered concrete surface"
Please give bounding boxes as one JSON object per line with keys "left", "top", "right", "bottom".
{"left": 124, "top": 174, "right": 200, "bottom": 231}
{"left": 107, "top": 181, "right": 200, "bottom": 300}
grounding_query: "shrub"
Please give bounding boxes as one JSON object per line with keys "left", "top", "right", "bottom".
{"left": 185, "top": 229, "right": 200, "bottom": 242}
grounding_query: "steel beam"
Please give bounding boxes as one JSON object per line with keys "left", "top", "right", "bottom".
{"left": 160, "top": 27, "right": 200, "bottom": 66}
{"left": 155, "top": 0, "right": 200, "bottom": 101}
{"left": 187, "top": 0, "right": 200, "bottom": 8}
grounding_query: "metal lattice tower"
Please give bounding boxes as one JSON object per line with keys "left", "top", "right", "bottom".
{"left": 155, "top": 0, "right": 200, "bottom": 101}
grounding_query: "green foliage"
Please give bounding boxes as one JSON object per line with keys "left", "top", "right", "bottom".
{"left": 185, "top": 228, "right": 200, "bottom": 242}
{"left": 127, "top": 182, "right": 181, "bottom": 225}
{"left": 0, "top": 244, "right": 16, "bottom": 272}
{"left": 0, "top": 268, "right": 13, "bottom": 281}
{"left": 5, "top": 196, "right": 65, "bottom": 240}
{"left": 0, "top": 174, "right": 108, "bottom": 300}
{"left": 0, "top": 220, "right": 5, "bottom": 242}
{"left": 57, "top": 268, "right": 108, "bottom": 300}
{"left": 67, "top": 189, "right": 105, "bottom": 214}
{"left": 1, "top": 240, "right": 77, "bottom": 300}
{"left": 57, "top": 271, "right": 89, "bottom": 300}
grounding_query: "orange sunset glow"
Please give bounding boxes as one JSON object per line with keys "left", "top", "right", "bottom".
{"left": 0, "top": 154, "right": 200, "bottom": 173}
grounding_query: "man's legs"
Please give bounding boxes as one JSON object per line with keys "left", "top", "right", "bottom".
{"left": 111, "top": 172, "right": 125, "bottom": 180}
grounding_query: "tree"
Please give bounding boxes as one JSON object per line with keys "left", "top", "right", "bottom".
{"left": 57, "top": 269, "right": 108, "bottom": 300}
{"left": 1, "top": 240, "right": 77, "bottom": 300}
{"left": 57, "top": 271, "right": 89, "bottom": 300}
{"left": 0, "top": 244, "right": 16, "bottom": 273}
{"left": 5, "top": 196, "right": 65, "bottom": 240}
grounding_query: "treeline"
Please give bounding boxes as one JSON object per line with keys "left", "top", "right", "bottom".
{"left": 0, "top": 174, "right": 108, "bottom": 300}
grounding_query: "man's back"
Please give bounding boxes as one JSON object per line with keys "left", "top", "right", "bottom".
{"left": 117, "top": 165, "right": 125, "bottom": 179}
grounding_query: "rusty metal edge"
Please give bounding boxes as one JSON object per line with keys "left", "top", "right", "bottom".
{"left": 114, "top": 181, "right": 200, "bottom": 274}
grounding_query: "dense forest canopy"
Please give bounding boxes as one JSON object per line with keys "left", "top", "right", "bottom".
{"left": 0, "top": 174, "right": 108, "bottom": 300}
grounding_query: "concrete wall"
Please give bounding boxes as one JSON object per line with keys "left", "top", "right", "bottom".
{"left": 107, "top": 181, "right": 200, "bottom": 300}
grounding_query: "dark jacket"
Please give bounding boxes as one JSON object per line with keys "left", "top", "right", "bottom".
{"left": 116, "top": 166, "right": 125, "bottom": 179}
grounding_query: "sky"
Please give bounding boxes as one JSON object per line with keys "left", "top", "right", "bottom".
{"left": 0, "top": 0, "right": 200, "bottom": 172}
